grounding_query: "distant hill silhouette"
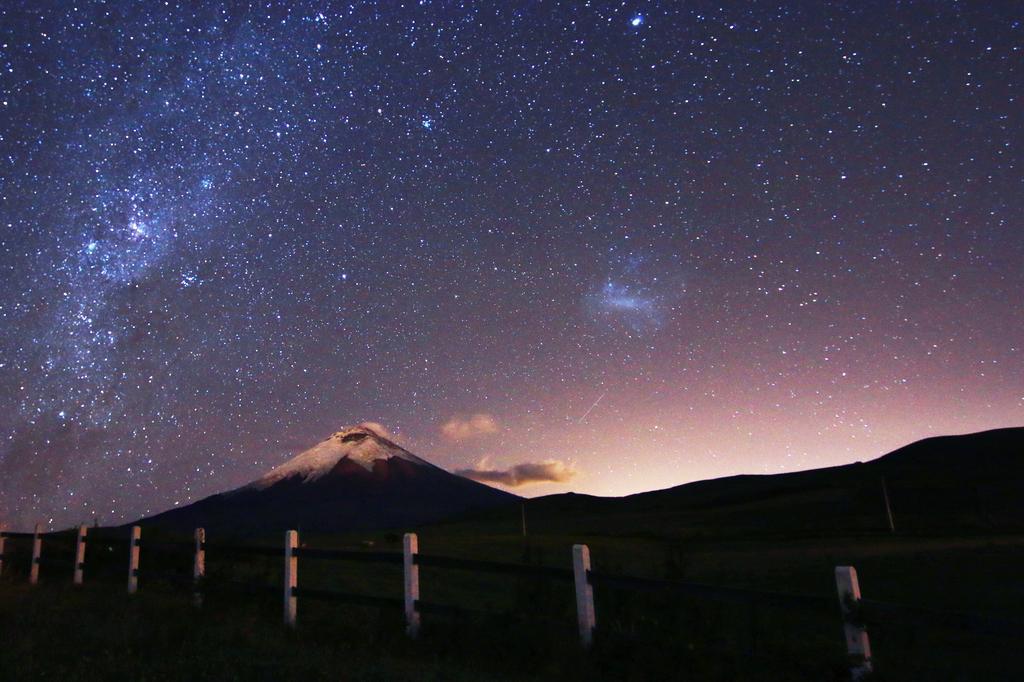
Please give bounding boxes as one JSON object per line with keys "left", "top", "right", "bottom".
{"left": 460, "top": 427, "right": 1024, "bottom": 540}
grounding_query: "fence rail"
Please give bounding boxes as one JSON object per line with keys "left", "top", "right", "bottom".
{"left": 0, "top": 532, "right": 36, "bottom": 540}
{"left": 860, "top": 598, "right": 1024, "bottom": 636}
{"left": 203, "top": 543, "right": 281, "bottom": 558}
{"left": 2, "top": 525, "right": 1020, "bottom": 680}
{"left": 414, "top": 553, "right": 574, "bottom": 580}
{"left": 292, "top": 586, "right": 404, "bottom": 609}
{"left": 292, "top": 547, "right": 402, "bottom": 563}
{"left": 588, "top": 570, "right": 834, "bottom": 610}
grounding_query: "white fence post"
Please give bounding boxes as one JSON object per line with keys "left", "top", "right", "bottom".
{"left": 127, "top": 525, "right": 141, "bottom": 594}
{"left": 573, "top": 544, "right": 596, "bottom": 648}
{"left": 74, "top": 524, "right": 88, "bottom": 585}
{"left": 403, "top": 533, "right": 420, "bottom": 638}
{"left": 835, "top": 566, "right": 872, "bottom": 679}
{"left": 284, "top": 530, "right": 298, "bottom": 627}
{"left": 30, "top": 523, "right": 43, "bottom": 585}
{"left": 193, "top": 527, "right": 205, "bottom": 606}
{"left": 0, "top": 524, "right": 6, "bottom": 578}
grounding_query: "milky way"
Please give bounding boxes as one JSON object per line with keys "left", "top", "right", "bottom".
{"left": 1, "top": 3, "right": 1021, "bottom": 529}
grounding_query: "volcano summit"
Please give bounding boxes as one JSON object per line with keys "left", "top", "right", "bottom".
{"left": 140, "top": 424, "right": 518, "bottom": 534}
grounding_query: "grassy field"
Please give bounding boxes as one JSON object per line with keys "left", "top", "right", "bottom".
{"left": 1, "top": 518, "right": 1022, "bottom": 681}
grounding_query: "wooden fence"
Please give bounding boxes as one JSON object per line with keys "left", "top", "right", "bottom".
{"left": 2, "top": 524, "right": 1022, "bottom": 680}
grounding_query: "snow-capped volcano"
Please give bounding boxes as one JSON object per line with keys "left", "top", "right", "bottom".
{"left": 251, "top": 423, "right": 432, "bottom": 488}
{"left": 139, "top": 423, "right": 518, "bottom": 535}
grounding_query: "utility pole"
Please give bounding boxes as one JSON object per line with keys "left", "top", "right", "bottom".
{"left": 521, "top": 502, "right": 527, "bottom": 538}
{"left": 881, "top": 476, "right": 896, "bottom": 534}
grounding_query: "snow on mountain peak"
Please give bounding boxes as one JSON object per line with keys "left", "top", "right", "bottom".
{"left": 251, "top": 423, "right": 431, "bottom": 488}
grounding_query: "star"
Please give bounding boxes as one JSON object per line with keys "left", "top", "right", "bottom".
{"left": 0, "top": 0, "right": 1018, "bottom": 530}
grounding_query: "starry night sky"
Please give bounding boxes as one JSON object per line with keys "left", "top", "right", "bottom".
{"left": 1, "top": 2, "right": 1021, "bottom": 530}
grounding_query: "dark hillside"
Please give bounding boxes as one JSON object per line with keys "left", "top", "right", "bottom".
{"left": 452, "top": 428, "right": 1024, "bottom": 540}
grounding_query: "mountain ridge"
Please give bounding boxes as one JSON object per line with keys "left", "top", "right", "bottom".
{"left": 138, "top": 423, "right": 518, "bottom": 535}
{"left": 136, "top": 426, "right": 1023, "bottom": 538}
{"left": 248, "top": 423, "right": 436, "bottom": 489}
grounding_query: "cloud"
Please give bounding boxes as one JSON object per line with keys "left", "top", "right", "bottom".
{"left": 357, "top": 421, "right": 397, "bottom": 441}
{"left": 456, "top": 459, "right": 578, "bottom": 487}
{"left": 441, "top": 413, "right": 499, "bottom": 441}
{"left": 348, "top": 421, "right": 411, "bottom": 447}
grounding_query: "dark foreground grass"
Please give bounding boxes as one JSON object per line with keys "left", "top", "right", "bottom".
{"left": 0, "top": 586, "right": 854, "bottom": 681}
{"left": 0, "top": 580, "right": 838, "bottom": 681}
{"left": 0, "top": 581, "right": 481, "bottom": 681}
{"left": 1, "top": 530, "right": 1022, "bottom": 680}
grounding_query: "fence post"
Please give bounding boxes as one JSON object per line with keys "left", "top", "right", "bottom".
{"left": 881, "top": 477, "right": 896, "bottom": 534}
{"left": 284, "top": 530, "right": 298, "bottom": 627}
{"left": 30, "top": 523, "right": 43, "bottom": 585}
{"left": 74, "top": 524, "right": 88, "bottom": 585}
{"left": 0, "top": 524, "right": 6, "bottom": 578}
{"left": 835, "top": 566, "right": 872, "bottom": 679}
{"left": 193, "top": 527, "right": 205, "bottom": 606}
{"left": 403, "top": 532, "right": 420, "bottom": 638}
{"left": 127, "top": 525, "right": 141, "bottom": 594}
{"left": 573, "top": 544, "right": 596, "bottom": 648}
